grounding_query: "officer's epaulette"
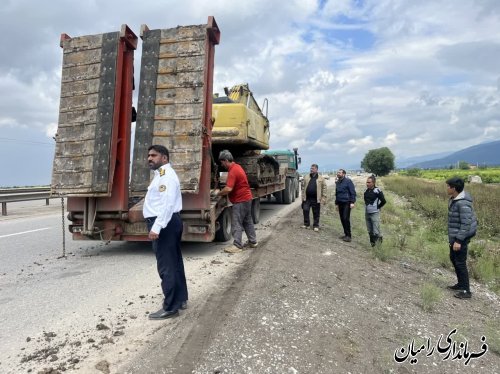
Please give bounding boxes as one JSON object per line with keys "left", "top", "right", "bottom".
{"left": 159, "top": 168, "right": 165, "bottom": 176}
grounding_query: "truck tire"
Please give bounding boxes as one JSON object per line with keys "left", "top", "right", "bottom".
{"left": 251, "top": 198, "right": 260, "bottom": 224}
{"left": 215, "top": 207, "right": 232, "bottom": 242}
{"left": 283, "top": 178, "right": 293, "bottom": 204}
{"left": 274, "top": 191, "right": 283, "bottom": 204}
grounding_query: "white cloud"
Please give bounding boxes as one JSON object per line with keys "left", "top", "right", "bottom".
{"left": 45, "top": 123, "right": 58, "bottom": 138}
{"left": 0, "top": 117, "right": 20, "bottom": 128}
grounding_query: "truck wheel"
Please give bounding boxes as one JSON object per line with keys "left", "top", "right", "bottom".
{"left": 215, "top": 207, "right": 232, "bottom": 242}
{"left": 251, "top": 198, "right": 260, "bottom": 224}
{"left": 283, "top": 178, "right": 292, "bottom": 204}
{"left": 274, "top": 191, "right": 283, "bottom": 204}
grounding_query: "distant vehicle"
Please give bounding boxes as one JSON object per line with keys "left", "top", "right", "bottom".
{"left": 263, "top": 148, "right": 301, "bottom": 203}
{"left": 356, "top": 171, "right": 361, "bottom": 176}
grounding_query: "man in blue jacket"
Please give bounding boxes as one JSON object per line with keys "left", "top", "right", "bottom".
{"left": 446, "top": 177, "right": 477, "bottom": 299}
{"left": 335, "top": 169, "right": 356, "bottom": 242}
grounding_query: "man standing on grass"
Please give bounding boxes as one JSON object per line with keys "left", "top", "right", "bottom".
{"left": 364, "top": 175, "right": 386, "bottom": 247}
{"left": 446, "top": 177, "right": 477, "bottom": 299}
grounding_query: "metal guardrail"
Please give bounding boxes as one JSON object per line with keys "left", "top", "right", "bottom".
{"left": 0, "top": 187, "right": 50, "bottom": 194}
{"left": 0, "top": 188, "right": 56, "bottom": 216}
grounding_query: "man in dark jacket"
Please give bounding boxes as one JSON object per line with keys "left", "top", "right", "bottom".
{"left": 446, "top": 177, "right": 477, "bottom": 299}
{"left": 335, "top": 169, "right": 356, "bottom": 242}
{"left": 364, "top": 175, "right": 386, "bottom": 246}
{"left": 301, "top": 164, "right": 327, "bottom": 232}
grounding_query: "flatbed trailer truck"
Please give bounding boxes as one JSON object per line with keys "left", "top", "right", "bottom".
{"left": 51, "top": 17, "right": 293, "bottom": 243}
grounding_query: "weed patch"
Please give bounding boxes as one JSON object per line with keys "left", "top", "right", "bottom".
{"left": 420, "top": 283, "right": 442, "bottom": 312}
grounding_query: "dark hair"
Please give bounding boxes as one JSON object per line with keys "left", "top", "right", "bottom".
{"left": 446, "top": 177, "right": 464, "bottom": 193}
{"left": 368, "top": 175, "right": 376, "bottom": 185}
{"left": 311, "top": 164, "right": 318, "bottom": 169}
{"left": 339, "top": 169, "right": 346, "bottom": 175}
{"left": 218, "top": 149, "right": 234, "bottom": 162}
{"left": 148, "top": 145, "right": 169, "bottom": 159}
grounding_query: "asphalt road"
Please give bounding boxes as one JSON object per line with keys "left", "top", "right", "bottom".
{"left": 0, "top": 197, "right": 301, "bottom": 373}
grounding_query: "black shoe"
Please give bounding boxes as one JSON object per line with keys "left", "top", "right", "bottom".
{"left": 148, "top": 308, "right": 179, "bottom": 320}
{"left": 447, "top": 284, "right": 464, "bottom": 291}
{"left": 454, "top": 290, "right": 472, "bottom": 299}
{"left": 180, "top": 301, "right": 188, "bottom": 310}
{"left": 342, "top": 236, "right": 352, "bottom": 242}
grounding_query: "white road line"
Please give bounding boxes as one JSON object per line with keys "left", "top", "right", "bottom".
{"left": 0, "top": 227, "right": 51, "bottom": 239}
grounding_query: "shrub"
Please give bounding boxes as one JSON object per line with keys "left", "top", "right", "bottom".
{"left": 406, "top": 168, "right": 422, "bottom": 177}
{"left": 371, "top": 240, "right": 397, "bottom": 261}
{"left": 420, "top": 283, "right": 442, "bottom": 312}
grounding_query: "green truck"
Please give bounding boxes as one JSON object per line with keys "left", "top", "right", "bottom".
{"left": 263, "top": 148, "right": 301, "bottom": 204}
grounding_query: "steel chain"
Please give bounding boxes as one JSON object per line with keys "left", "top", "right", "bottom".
{"left": 60, "top": 196, "right": 66, "bottom": 258}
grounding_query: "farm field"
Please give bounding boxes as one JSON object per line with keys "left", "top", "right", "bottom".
{"left": 398, "top": 167, "right": 500, "bottom": 183}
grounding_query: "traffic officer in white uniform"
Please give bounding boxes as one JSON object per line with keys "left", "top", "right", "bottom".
{"left": 143, "top": 145, "right": 187, "bottom": 319}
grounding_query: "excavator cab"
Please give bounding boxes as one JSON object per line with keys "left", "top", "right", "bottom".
{"left": 212, "top": 84, "right": 270, "bottom": 150}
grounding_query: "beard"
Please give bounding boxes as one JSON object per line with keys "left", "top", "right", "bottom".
{"left": 148, "top": 161, "right": 161, "bottom": 170}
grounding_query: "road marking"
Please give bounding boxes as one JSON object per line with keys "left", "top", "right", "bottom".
{"left": 0, "top": 227, "right": 51, "bottom": 239}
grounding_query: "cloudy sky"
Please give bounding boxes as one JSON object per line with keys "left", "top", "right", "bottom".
{"left": 1, "top": 0, "right": 499, "bottom": 186}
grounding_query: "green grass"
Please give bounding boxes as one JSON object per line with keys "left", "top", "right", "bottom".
{"left": 381, "top": 176, "right": 500, "bottom": 292}
{"left": 371, "top": 240, "right": 398, "bottom": 261}
{"left": 420, "top": 283, "right": 442, "bottom": 312}
{"left": 399, "top": 167, "right": 500, "bottom": 184}
{"left": 485, "top": 320, "right": 500, "bottom": 355}
{"left": 322, "top": 176, "right": 499, "bottom": 294}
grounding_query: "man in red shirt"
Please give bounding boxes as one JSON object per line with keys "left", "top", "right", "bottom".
{"left": 215, "top": 150, "right": 258, "bottom": 253}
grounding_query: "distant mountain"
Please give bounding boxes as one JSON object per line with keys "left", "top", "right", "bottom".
{"left": 407, "top": 140, "right": 500, "bottom": 169}
{"left": 397, "top": 151, "right": 452, "bottom": 169}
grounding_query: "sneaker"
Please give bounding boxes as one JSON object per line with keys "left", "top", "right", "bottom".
{"left": 224, "top": 245, "right": 243, "bottom": 254}
{"left": 342, "top": 236, "right": 352, "bottom": 242}
{"left": 301, "top": 225, "right": 310, "bottom": 229}
{"left": 447, "top": 284, "right": 464, "bottom": 291}
{"left": 244, "top": 241, "right": 258, "bottom": 248}
{"left": 454, "top": 290, "right": 472, "bottom": 299}
{"left": 313, "top": 227, "right": 319, "bottom": 232}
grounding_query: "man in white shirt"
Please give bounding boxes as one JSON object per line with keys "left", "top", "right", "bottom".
{"left": 143, "top": 145, "right": 187, "bottom": 319}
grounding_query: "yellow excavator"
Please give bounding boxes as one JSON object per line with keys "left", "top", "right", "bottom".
{"left": 211, "top": 84, "right": 278, "bottom": 186}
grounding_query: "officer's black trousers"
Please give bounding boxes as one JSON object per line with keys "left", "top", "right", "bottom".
{"left": 147, "top": 213, "right": 188, "bottom": 312}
